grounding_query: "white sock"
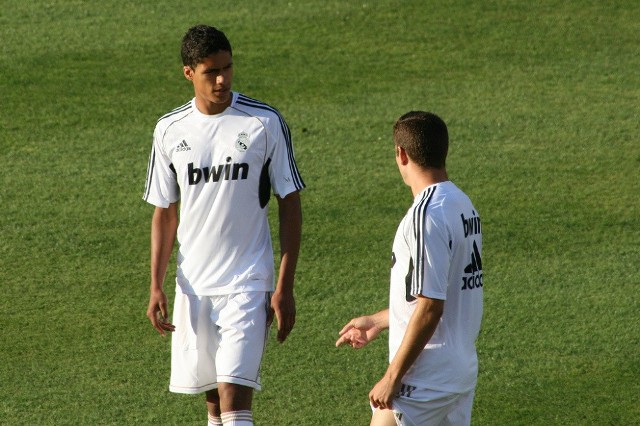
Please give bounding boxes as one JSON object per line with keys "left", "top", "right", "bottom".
{"left": 221, "top": 410, "right": 253, "bottom": 425}
{"left": 208, "top": 412, "right": 223, "bottom": 425}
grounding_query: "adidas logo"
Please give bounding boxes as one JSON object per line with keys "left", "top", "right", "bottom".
{"left": 462, "top": 240, "right": 483, "bottom": 290}
{"left": 176, "top": 140, "right": 191, "bottom": 152}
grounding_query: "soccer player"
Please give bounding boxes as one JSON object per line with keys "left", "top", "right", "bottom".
{"left": 336, "top": 112, "right": 483, "bottom": 426}
{"left": 143, "top": 25, "right": 304, "bottom": 426}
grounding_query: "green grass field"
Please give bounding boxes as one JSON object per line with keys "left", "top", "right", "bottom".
{"left": 1, "top": 0, "right": 639, "bottom": 424}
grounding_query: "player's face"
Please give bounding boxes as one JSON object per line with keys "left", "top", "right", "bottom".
{"left": 184, "top": 50, "right": 234, "bottom": 115}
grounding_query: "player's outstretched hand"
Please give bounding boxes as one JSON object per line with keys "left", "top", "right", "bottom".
{"left": 147, "top": 289, "right": 175, "bottom": 336}
{"left": 270, "top": 290, "right": 296, "bottom": 343}
{"left": 336, "top": 315, "right": 381, "bottom": 349}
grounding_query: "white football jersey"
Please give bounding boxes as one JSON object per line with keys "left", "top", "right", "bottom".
{"left": 143, "top": 93, "right": 304, "bottom": 295}
{"left": 389, "top": 181, "right": 483, "bottom": 392}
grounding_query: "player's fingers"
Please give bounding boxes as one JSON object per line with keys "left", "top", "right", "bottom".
{"left": 159, "top": 315, "right": 176, "bottom": 331}
{"left": 159, "top": 302, "right": 168, "bottom": 320}
{"left": 338, "top": 322, "right": 355, "bottom": 336}
{"left": 336, "top": 332, "right": 361, "bottom": 348}
{"left": 371, "top": 399, "right": 389, "bottom": 410}
{"left": 148, "top": 314, "right": 158, "bottom": 328}
{"left": 266, "top": 307, "right": 275, "bottom": 327}
{"left": 152, "top": 318, "right": 166, "bottom": 336}
{"left": 150, "top": 307, "right": 175, "bottom": 336}
{"left": 277, "top": 329, "right": 289, "bottom": 343}
{"left": 352, "top": 338, "right": 366, "bottom": 349}
{"left": 147, "top": 307, "right": 162, "bottom": 332}
{"left": 335, "top": 334, "right": 349, "bottom": 347}
{"left": 161, "top": 323, "right": 175, "bottom": 334}
{"left": 369, "top": 393, "right": 379, "bottom": 409}
{"left": 277, "top": 312, "right": 295, "bottom": 343}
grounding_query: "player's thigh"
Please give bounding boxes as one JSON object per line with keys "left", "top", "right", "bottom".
{"left": 215, "top": 291, "right": 270, "bottom": 387}
{"left": 170, "top": 290, "right": 219, "bottom": 393}
{"left": 442, "top": 389, "right": 475, "bottom": 426}
{"left": 370, "top": 408, "right": 398, "bottom": 426}
{"left": 217, "top": 382, "right": 254, "bottom": 412}
{"left": 395, "top": 388, "right": 474, "bottom": 426}
{"left": 172, "top": 290, "right": 218, "bottom": 350}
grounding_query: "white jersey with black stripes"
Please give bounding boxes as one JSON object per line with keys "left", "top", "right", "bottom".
{"left": 143, "top": 92, "right": 304, "bottom": 296}
{"left": 389, "top": 181, "right": 482, "bottom": 392}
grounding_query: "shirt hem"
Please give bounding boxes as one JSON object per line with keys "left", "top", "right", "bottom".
{"left": 175, "top": 281, "right": 274, "bottom": 296}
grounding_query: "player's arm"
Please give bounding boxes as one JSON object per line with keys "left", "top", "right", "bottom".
{"left": 271, "top": 191, "right": 302, "bottom": 343}
{"left": 146, "top": 203, "right": 178, "bottom": 336}
{"left": 369, "top": 295, "right": 444, "bottom": 409}
{"left": 336, "top": 309, "right": 389, "bottom": 349}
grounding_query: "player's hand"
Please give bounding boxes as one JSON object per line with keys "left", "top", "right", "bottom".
{"left": 336, "top": 316, "right": 381, "bottom": 348}
{"left": 369, "top": 375, "right": 400, "bottom": 410}
{"left": 270, "top": 290, "right": 296, "bottom": 343}
{"left": 147, "top": 289, "right": 175, "bottom": 336}
{"left": 336, "top": 326, "right": 369, "bottom": 348}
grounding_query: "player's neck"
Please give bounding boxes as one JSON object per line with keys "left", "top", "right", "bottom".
{"left": 409, "top": 168, "right": 448, "bottom": 197}
{"left": 195, "top": 96, "right": 232, "bottom": 116}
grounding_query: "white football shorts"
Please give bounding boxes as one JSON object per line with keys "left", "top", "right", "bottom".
{"left": 169, "top": 288, "right": 270, "bottom": 394}
{"left": 376, "top": 386, "right": 475, "bottom": 426}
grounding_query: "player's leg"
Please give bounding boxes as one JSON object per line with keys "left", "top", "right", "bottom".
{"left": 169, "top": 290, "right": 224, "bottom": 424}
{"left": 206, "top": 389, "right": 223, "bottom": 425}
{"left": 215, "top": 291, "right": 270, "bottom": 426}
{"left": 217, "top": 382, "right": 253, "bottom": 411}
{"left": 441, "top": 388, "right": 475, "bottom": 426}
{"left": 370, "top": 408, "right": 398, "bottom": 426}
{"left": 169, "top": 289, "right": 219, "bottom": 394}
{"left": 217, "top": 383, "right": 254, "bottom": 425}
{"left": 395, "top": 387, "right": 464, "bottom": 426}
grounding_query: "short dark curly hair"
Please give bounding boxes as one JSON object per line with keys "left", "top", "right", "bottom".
{"left": 181, "top": 25, "right": 232, "bottom": 69}
{"left": 393, "top": 111, "right": 449, "bottom": 169}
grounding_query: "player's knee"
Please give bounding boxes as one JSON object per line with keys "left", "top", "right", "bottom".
{"left": 217, "top": 383, "right": 254, "bottom": 411}
{"left": 206, "top": 389, "right": 222, "bottom": 416}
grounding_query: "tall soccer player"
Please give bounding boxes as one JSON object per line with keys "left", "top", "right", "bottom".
{"left": 143, "top": 25, "right": 304, "bottom": 426}
{"left": 336, "top": 112, "right": 483, "bottom": 426}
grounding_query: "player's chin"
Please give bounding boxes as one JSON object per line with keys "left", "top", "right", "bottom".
{"left": 211, "top": 90, "right": 231, "bottom": 103}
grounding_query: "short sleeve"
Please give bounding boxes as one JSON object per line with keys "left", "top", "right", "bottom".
{"left": 266, "top": 116, "right": 305, "bottom": 197}
{"left": 413, "top": 212, "right": 450, "bottom": 300}
{"left": 142, "top": 126, "right": 180, "bottom": 207}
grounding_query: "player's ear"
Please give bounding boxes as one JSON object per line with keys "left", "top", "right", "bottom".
{"left": 397, "top": 146, "right": 409, "bottom": 165}
{"left": 183, "top": 66, "right": 194, "bottom": 81}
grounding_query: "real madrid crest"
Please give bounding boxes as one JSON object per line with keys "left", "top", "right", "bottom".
{"left": 235, "top": 132, "right": 249, "bottom": 152}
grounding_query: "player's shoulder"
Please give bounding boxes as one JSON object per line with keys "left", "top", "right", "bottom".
{"left": 432, "top": 181, "right": 469, "bottom": 202}
{"left": 414, "top": 182, "right": 471, "bottom": 219}
{"left": 155, "top": 100, "right": 194, "bottom": 128}
{"left": 233, "top": 93, "right": 285, "bottom": 122}
{"left": 433, "top": 182, "right": 479, "bottom": 224}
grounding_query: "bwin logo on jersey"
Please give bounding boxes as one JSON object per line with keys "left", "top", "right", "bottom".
{"left": 461, "top": 211, "right": 481, "bottom": 238}
{"left": 461, "top": 240, "right": 483, "bottom": 290}
{"left": 188, "top": 157, "right": 249, "bottom": 185}
{"left": 235, "top": 132, "right": 249, "bottom": 152}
